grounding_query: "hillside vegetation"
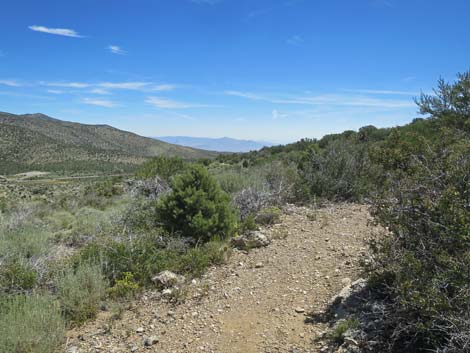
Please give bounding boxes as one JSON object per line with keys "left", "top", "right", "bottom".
{"left": 0, "top": 112, "right": 217, "bottom": 175}
{"left": 0, "top": 73, "right": 468, "bottom": 353}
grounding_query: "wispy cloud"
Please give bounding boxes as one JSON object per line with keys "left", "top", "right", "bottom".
{"left": 286, "top": 35, "right": 304, "bottom": 46}
{"left": 152, "top": 84, "right": 178, "bottom": 91}
{"left": 225, "top": 90, "right": 264, "bottom": 100}
{"left": 146, "top": 96, "right": 200, "bottom": 109}
{"left": 98, "top": 82, "right": 151, "bottom": 90}
{"left": 44, "top": 82, "right": 90, "bottom": 88}
{"left": 28, "top": 25, "right": 84, "bottom": 38}
{"left": 107, "top": 45, "right": 126, "bottom": 55}
{"left": 42, "top": 81, "right": 153, "bottom": 91}
{"left": 225, "top": 90, "right": 415, "bottom": 108}
{"left": 47, "top": 89, "right": 64, "bottom": 94}
{"left": 272, "top": 109, "right": 288, "bottom": 119}
{"left": 89, "top": 88, "right": 110, "bottom": 95}
{"left": 82, "top": 98, "right": 117, "bottom": 108}
{"left": 0, "top": 79, "right": 22, "bottom": 87}
{"left": 0, "top": 50, "right": 4, "bottom": 57}
{"left": 344, "top": 89, "right": 418, "bottom": 95}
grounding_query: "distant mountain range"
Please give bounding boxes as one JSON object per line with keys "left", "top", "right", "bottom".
{"left": 0, "top": 112, "right": 217, "bottom": 175}
{"left": 155, "top": 136, "right": 274, "bottom": 153}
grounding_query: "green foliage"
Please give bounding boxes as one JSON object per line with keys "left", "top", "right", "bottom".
{"left": 156, "top": 165, "right": 237, "bottom": 243}
{"left": 329, "top": 318, "right": 360, "bottom": 344}
{"left": 0, "top": 261, "right": 38, "bottom": 294}
{"left": 238, "top": 214, "right": 259, "bottom": 234}
{"left": 135, "top": 156, "right": 187, "bottom": 180}
{"left": 78, "top": 234, "right": 230, "bottom": 286}
{"left": 0, "top": 294, "right": 65, "bottom": 353}
{"left": 107, "top": 272, "right": 140, "bottom": 299}
{"left": 255, "top": 207, "right": 281, "bottom": 225}
{"left": 57, "top": 262, "right": 108, "bottom": 325}
{"left": 84, "top": 178, "right": 123, "bottom": 198}
{"left": 365, "top": 72, "right": 470, "bottom": 352}
{"left": 299, "top": 138, "right": 378, "bottom": 201}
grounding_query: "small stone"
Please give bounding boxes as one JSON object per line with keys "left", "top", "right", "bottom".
{"left": 136, "top": 327, "right": 145, "bottom": 333}
{"left": 255, "top": 262, "right": 263, "bottom": 268}
{"left": 144, "top": 336, "right": 159, "bottom": 346}
{"left": 294, "top": 307, "right": 305, "bottom": 313}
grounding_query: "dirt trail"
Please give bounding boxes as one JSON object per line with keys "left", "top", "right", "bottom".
{"left": 67, "top": 204, "right": 377, "bottom": 353}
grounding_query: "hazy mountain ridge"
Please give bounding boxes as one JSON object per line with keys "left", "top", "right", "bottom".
{"left": 156, "top": 136, "right": 274, "bottom": 152}
{"left": 0, "top": 112, "right": 217, "bottom": 175}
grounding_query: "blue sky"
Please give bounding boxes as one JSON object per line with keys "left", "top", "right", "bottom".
{"left": 1, "top": 0, "right": 469, "bottom": 143}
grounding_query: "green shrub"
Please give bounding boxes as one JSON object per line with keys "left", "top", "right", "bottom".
{"left": 328, "top": 318, "right": 360, "bottom": 344}
{"left": 156, "top": 165, "right": 237, "bottom": 243}
{"left": 57, "top": 263, "right": 107, "bottom": 325}
{"left": 239, "top": 214, "right": 259, "bottom": 234}
{"left": 107, "top": 272, "right": 139, "bottom": 299}
{"left": 0, "top": 294, "right": 65, "bottom": 353}
{"left": 366, "top": 73, "right": 470, "bottom": 353}
{"left": 78, "top": 235, "right": 230, "bottom": 287}
{"left": 255, "top": 207, "right": 281, "bottom": 225}
{"left": 135, "top": 156, "right": 186, "bottom": 180}
{"left": 0, "top": 260, "right": 38, "bottom": 294}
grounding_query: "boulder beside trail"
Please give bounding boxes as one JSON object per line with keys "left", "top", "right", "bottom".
{"left": 152, "top": 270, "right": 185, "bottom": 288}
{"left": 231, "top": 231, "right": 271, "bottom": 250}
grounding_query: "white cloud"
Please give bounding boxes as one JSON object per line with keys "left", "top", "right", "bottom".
{"left": 107, "top": 45, "right": 126, "bottom": 55}
{"left": 47, "top": 89, "right": 64, "bottom": 94}
{"left": 45, "top": 82, "right": 90, "bottom": 88}
{"left": 345, "top": 89, "right": 418, "bottom": 95}
{"left": 98, "top": 82, "right": 151, "bottom": 90}
{"left": 146, "top": 97, "right": 196, "bottom": 109}
{"left": 90, "top": 88, "right": 110, "bottom": 95}
{"left": 225, "top": 90, "right": 264, "bottom": 100}
{"left": 152, "top": 84, "right": 178, "bottom": 91}
{"left": 272, "top": 109, "right": 288, "bottom": 119}
{"left": 225, "top": 90, "right": 415, "bottom": 108}
{"left": 82, "top": 98, "right": 117, "bottom": 108}
{"left": 0, "top": 79, "right": 22, "bottom": 87}
{"left": 286, "top": 35, "right": 304, "bottom": 46}
{"left": 28, "top": 25, "right": 83, "bottom": 38}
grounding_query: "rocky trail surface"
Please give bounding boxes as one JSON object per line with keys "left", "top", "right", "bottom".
{"left": 67, "top": 204, "right": 378, "bottom": 353}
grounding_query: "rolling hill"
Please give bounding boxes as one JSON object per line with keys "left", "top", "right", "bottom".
{"left": 156, "top": 136, "right": 274, "bottom": 152}
{"left": 0, "top": 112, "right": 217, "bottom": 175}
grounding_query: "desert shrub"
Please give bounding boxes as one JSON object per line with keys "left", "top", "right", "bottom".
{"left": 135, "top": 156, "right": 186, "bottom": 181}
{"left": 255, "top": 206, "right": 281, "bottom": 225}
{"left": 0, "top": 260, "right": 38, "bottom": 294}
{"left": 263, "top": 161, "right": 307, "bottom": 204}
{"left": 85, "top": 178, "right": 123, "bottom": 198}
{"left": 0, "top": 294, "right": 65, "bottom": 353}
{"left": 124, "top": 176, "right": 170, "bottom": 200}
{"left": 107, "top": 272, "right": 140, "bottom": 299}
{"left": 238, "top": 214, "right": 259, "bottom": 234}
{"left": 57, "top": 262, "right": 107, "bottom": 325}
{"left": 299, "top": 139, "right": 376, "bottom": 201}
{"left": 328, "top": 318, "right": 360, "bottom": 344}
{"left": 0, "top": 226, "right": 51, "bottom": 260}
{"left": 156, "top": 165, "right": 237, "bottom": 243}
{"left": 232, "top": 187, "right": 272, "bottom": 220}
{"left": 366, "top": 73, "right": 470, "bottom": 352}
{"left": 368, "top": 141, "right": 470, "bottom": 352}
{"left": 78, "top": 234, "right": 229, "bottom": 287}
